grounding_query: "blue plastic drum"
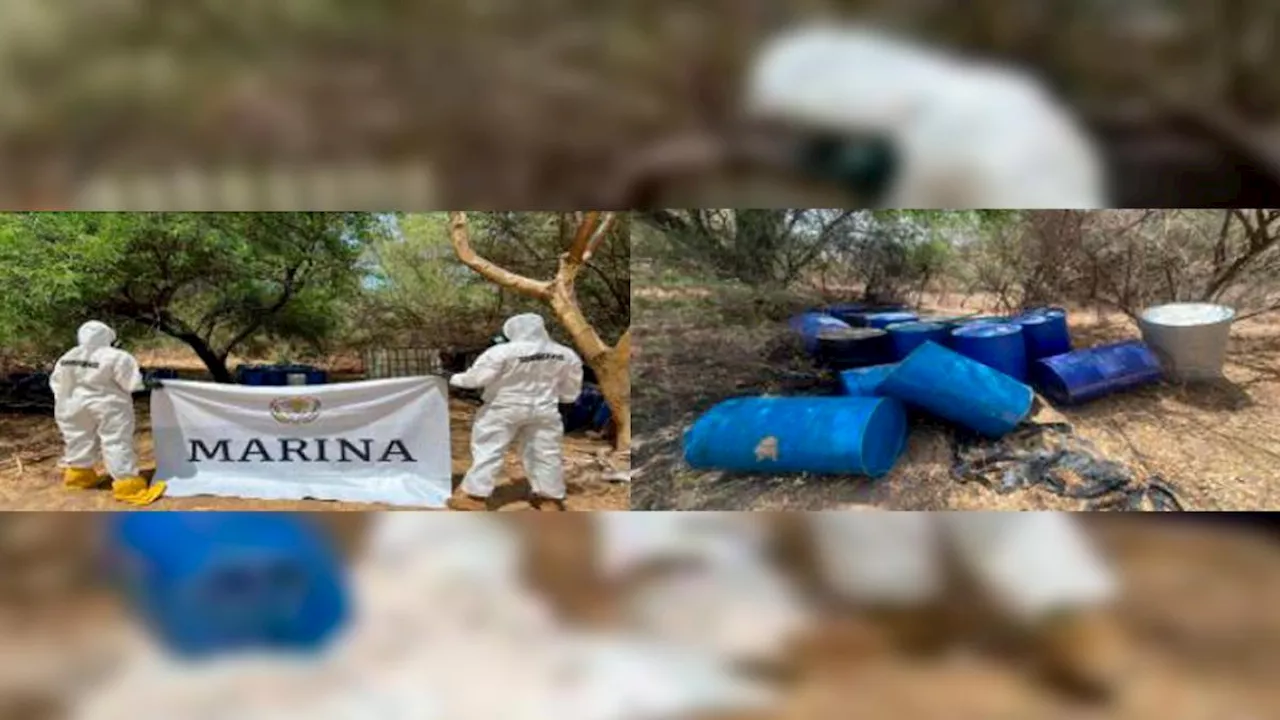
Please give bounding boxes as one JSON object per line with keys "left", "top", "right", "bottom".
{"left": 886, "top": 321, "right": 950, "bottom": 360}
{"left": 816, "top": 326, "right": 893, "bottom": 369}
{"left": 950, "top": 322, "right": 1029, "bottom": 381}
{"left": 684, "top": 396, "right": 908, "bottom": 477}
{"left": 789, "top": 313, "right": 853, "bottom": 355}
{"left": 955, "top": 315, "right": 1006, "bottom": 328}
{"left": 1014, "top": 308, "right": 1072, "bottom": 360}
{"left": 1032, "top": 340, "right": 1163, "bottom": 405}
{"left": 865, "top": 311, "right": 919, "bottom": 330}
{"left": 106, "top": 513, "right": 348, "bottom": 658}
{"left": 824, "top": 303, "right": 872, "bottom": 326}
{"left": 880, "top": 341, "right": 1034, "bottom": 438}
{"left": 839, "top": 363, "right": 898, "bottom": 396}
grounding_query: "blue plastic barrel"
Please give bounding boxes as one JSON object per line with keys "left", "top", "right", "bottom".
{"left": 684, "top": 396, "right": 908, "bottom": 477}
{"left": 789, "top": 313, "right": 853, "bottom": 355}
{"left": 1032, "top": 340, "right": 1163, "bottom": 405}
{"left": 591, "top": 397, "right": 613, "bottom": 430}
{"left": 1014, "top": 308, "right": 1072, "bottom": 360}
{"left": 106, "top": 513, "right": 348, "bottom": 658}
{"left": 880, "top": 341, "right": 1034, "bottom": 438}
{"left": 816, "top": 327, "right": 893, "bottom": 369}
{"left": 826, "top": 303, "right": 906, "bottom": 327}
{"left": 839, "top": 364, "right": 897, "bottom": 396}
{"left": 824, "top": 303, "right": 872, "bottom": 326}
{"left": 886, "top": 321, "right": 950, "bottom": 360}
{"left": 563, "top": 384, "right": 605, "bottom": 432}
{"left": 865, "top": 311, "right": 919, "bottom": 329}
{"left": 955, "top": 315, "right": 1006, "bottom": 328}
{"left": 950, "top": 322, "right": 1028, "bottom": 381}
{"left": 236, "top": 365, "right": 266, "bottom": 385}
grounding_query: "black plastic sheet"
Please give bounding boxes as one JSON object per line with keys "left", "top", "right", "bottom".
{"left": 952, "top": 421, "right": 1185, "bottom": 511}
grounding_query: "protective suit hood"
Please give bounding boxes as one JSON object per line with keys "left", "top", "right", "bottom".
{"left": 78, "top": 321, "right": 117, "bottom": 348}
{"left": 502, "top": 313, "right": 550, "bottom": 343}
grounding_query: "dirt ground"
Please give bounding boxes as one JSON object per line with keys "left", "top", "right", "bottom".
{"left": 0, "top": 397, "right": 627, "bottom": 512}
{"left": 632, "top": 282, "right": 1280, "bottom": 511}
{"left": 1, "top": 516, "right": 1277, "bottom": 719}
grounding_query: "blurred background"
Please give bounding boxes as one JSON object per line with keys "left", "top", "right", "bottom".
{"left": 0, "top": 512, "right": 1277, "bottom": 719}
{"left": 0, "top": 1, "right": 1278, "bottom": 208}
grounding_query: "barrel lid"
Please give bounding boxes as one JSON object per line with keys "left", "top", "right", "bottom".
{"left": 1012, "top": 313, "right": 1051, "bottom": 326}
{"left": 866, "top": 311, "right": 917, "bottom": 322}
{"left": 818, "top": 326, "right": 887, "bottom": 340}
{"left": 885, "top": 321, "right": 946, "bottom": 334}
{"left": 1021, "top": 307, "right": 1066, "bottom": 320}
{"left": 952, "top": 322, "right": 1022, "bottom": 339}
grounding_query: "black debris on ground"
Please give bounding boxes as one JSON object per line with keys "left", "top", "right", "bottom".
{"left": 952, "top": 421, "right": 1185, "bottom": 511}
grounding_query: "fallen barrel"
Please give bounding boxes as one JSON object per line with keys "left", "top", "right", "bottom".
{"left": 1032, "top": 341, "right": 1164, "bottom": 405}
{"left": 816, "top": 326, "right": 893, "bottom": 369}
{"left": 886, "top": 321, "right": 950, "bottom": 360}
{"left": 839, "top": 363, "right": 897, "bottom": 396}
{"left": 788, "top": 312, "right": 853, "bottom": 355}
{"left": 1013, "top": 307, "right": 1072, "bottom": 360}
{"left": 950, "top": 322, "right": 1029, "bottom": 381}
{"left": 880, "top": 341, "right": 1034, "bottom": 438}
{"left": 1138, "top": 302, "right": 1235, "bottom": 381}
{"left": 865, "top": 311, "right": 919, "bottom": 329}
{"left": 106, "top": 513, "right": 349, "bottom": 658}
{"left": 684, "top": 396, "right": 908, "bottom": 477}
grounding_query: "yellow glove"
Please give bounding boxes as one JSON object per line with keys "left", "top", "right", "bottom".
{"left": 112, "top": 477, "right": 167, "bottom": 506}
{"left": 63, "top": 467, "right": 106, "bottom": 490}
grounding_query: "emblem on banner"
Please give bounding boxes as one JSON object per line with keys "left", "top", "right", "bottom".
{"left": 270, "top": 396, "right": 322, "bottom": 425}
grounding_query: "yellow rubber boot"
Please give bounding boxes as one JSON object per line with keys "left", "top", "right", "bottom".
{"left": 112, "top": 476, "right": 167, "bottom": 506}
{"left": 63, "top": 467, "right": 105, "bottom": 490}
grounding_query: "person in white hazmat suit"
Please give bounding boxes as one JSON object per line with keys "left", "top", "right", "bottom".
{"left": 741, "top": 24, "right": 1107, "bottom": 208}
{"left": 49, "top": 321, "right": 166, "bottom": 506}
{"left": 448, "top": 313, "right": 583, "bottom": 511}
{"left": 598, "top": 512, "right": 1126, "bottom": 699}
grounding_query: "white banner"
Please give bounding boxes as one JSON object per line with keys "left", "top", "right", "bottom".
{"left": 152, "top": 377, "right": 452, "bottom": 507}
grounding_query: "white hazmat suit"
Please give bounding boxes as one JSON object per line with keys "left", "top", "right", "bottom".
{"left": 745, "top": 25, "right": 1106, "bottom": 208}
{"left": 595, "top": 512, "right": 1118, "bottom": 686}
{"left": 449, "top": 314, "right": 583, "bottom": 503}
{"left": 50, "top": 320, "right": 166, "bottom": 505}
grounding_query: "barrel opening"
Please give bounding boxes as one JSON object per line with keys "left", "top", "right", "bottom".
{"left": 859, "top": 399, "right": 908, "bottom": 477}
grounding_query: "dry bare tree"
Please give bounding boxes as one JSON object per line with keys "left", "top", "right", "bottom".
{"left": 448, "top": 211, "right": 631, "bottom": 450}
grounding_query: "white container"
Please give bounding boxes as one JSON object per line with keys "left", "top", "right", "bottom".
{"left": 1138, "top": 302, "right": 1235, "bottom": 381}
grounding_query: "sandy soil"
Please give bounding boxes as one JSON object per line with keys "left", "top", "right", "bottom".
{"left": 0, "top": 397, "right": 627, "bottom": 512}
{"left": 632, "top": 283, "right": 1280, "bottom": 511}
{"left": 1, "top": 517, "right": 1277, "bottom": 719}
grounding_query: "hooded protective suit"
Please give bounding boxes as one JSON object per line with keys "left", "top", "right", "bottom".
{"left": 745, "top": 25, "right": 1106, "bottom": 208}
{"left": 50, "top": 321, "right": 165, "bottom": 505}
{"left": 805, "top": 512, "right": 1116, "bottom": 622}
{"left": 449, "top": 314, "right": 583, "bottom": 500}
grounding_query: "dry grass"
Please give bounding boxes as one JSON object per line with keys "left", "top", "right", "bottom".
{"left": 632, "top": 282, "right": 1280, "bottom": 511}
{"left": 2, "top": 517, "right": 1278, "bottom": 719}
{"left": 0, "top": 398, "right": 626, "bottom": 512}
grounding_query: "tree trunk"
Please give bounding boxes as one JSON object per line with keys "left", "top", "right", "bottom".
{"left": 449, "top": 211, "right": 630, "bottom": 451}
{"left": 176, "top": 333, "right": 234, "bottom": 383}
{"left": 548, "top": 282, "right": 631, "bottom": 452}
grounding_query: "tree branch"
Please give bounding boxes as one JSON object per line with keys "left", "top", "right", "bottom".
{"left": 448, "top": 212, "right": 553, "bottom": 299}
